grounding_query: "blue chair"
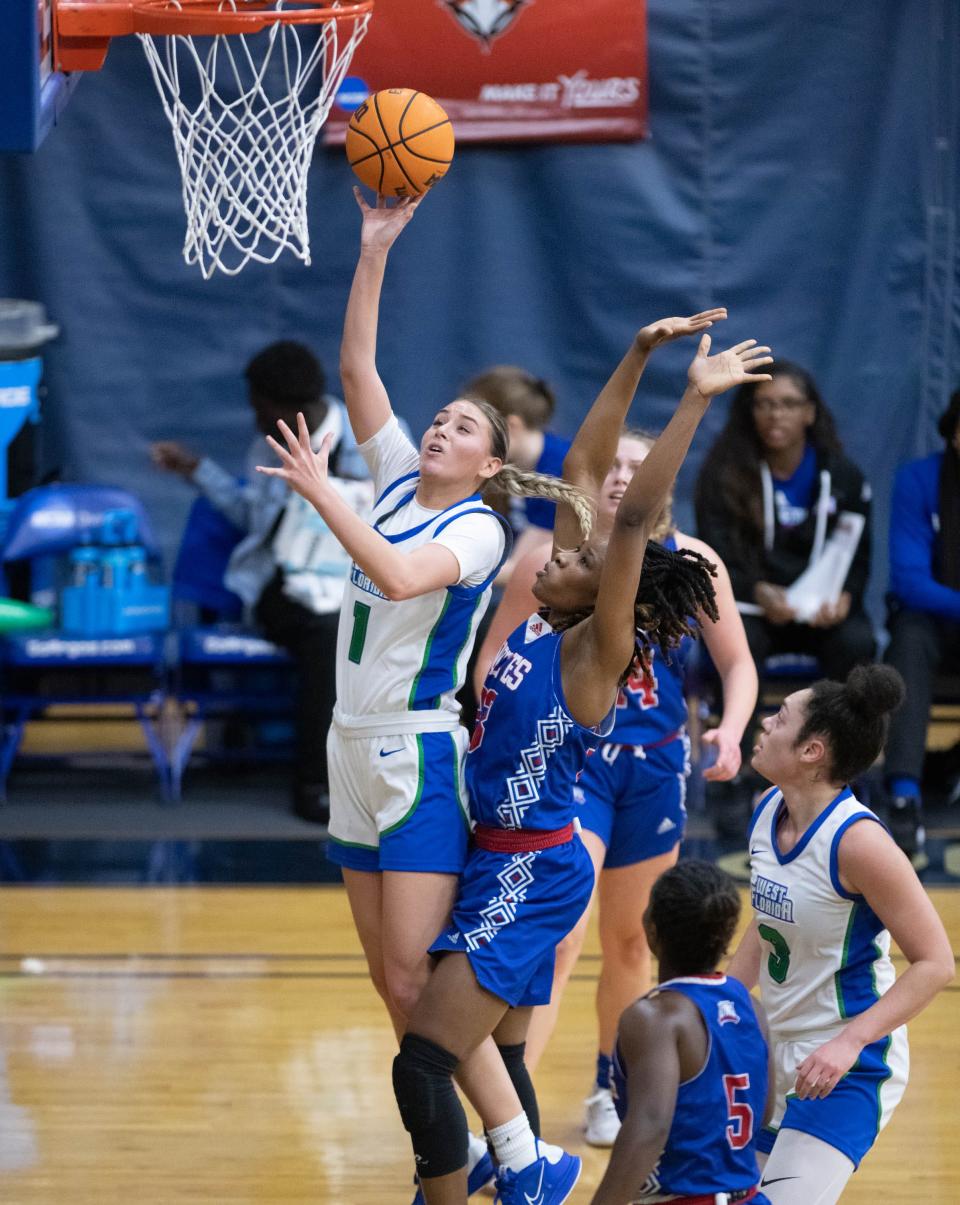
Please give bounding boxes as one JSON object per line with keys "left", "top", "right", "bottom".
{"left": 167, "top": 497, "right": 294, "bottom": 801}
{"left": 0, "top": 484, "right": 171, "bottom": 802}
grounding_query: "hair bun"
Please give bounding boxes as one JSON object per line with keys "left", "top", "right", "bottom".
{"left": 845, "top": 664, "right": 905, "bottom": 719}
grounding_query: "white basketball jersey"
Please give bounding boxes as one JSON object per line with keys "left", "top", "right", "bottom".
{"left": 747, "top": 786, "right": 898, "bottom": 1039}
{"left": 334, "top": 420, "right": 509, "bottom": 735}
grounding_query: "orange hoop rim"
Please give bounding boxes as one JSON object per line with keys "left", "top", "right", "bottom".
{"left": 56, "top": 0, "right": 373, "bottom": 42}
{"left": 132, "top": 0, "right": 373, "bottom": 34}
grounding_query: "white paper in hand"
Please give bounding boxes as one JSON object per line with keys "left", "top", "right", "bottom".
{"left": 785, "top": 511, "right": 865, "bottom": 622}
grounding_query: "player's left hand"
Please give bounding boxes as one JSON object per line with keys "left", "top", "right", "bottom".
{"left": 701, "top": 726, "right": 741, "bottom": 781}
{"left": 256, "top": 412, "right": 332, "bottom": 503}
{"left": 635, "top": 309, "right": 727, "bottom": 354}
{"left": 687, "top": 335, "right": 774, "bottom": 401}
{"left": 794, "top": 1032, "right": 863, "bottom": 1099}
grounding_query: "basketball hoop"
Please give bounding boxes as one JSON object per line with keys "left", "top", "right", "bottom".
{"left": 54, "top": 1, "right": 374, "bottom": 277}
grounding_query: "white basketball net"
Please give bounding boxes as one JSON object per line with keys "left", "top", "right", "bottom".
{"left": 137, "top": 1, "right": 371, "bottom": 277}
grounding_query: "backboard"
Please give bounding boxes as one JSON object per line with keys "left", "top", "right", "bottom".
{"left": 0, "top": 1, "right": 81, "bottom": 152}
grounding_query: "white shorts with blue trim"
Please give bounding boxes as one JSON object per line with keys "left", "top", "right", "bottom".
{"left": 758, "top": 1025, "right": 909, "bottom": 1168}
{"left": 326, "top": 724, "right": 471, "bottom": 874}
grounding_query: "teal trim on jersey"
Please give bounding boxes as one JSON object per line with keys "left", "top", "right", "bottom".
{"left": 834, "top": 899, "right": 884, "bottom": 1020}
{"left": 327, "top": 834, "right": 378, "bottom": 851}
{"left": 408, "top": 592, "right": 484, "bottom": 711}
{"left": 871, "top": 1034, "right": 893, "bottom": 1135}
{"left": 408, "top": 593, "right": 452, "bottom": 708}
{"left": 771, "top": 785, "right": 853, "bottom": 865}
{"left": 450, "top": 595, "right": 483, "bottom": 701}
{"left": 451, "top": 732, "right": 470, "bottom": 831}
{"left": 382, "top": 734, "right": 425, "bottom": 836}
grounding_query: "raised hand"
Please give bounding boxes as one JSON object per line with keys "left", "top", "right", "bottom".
{"left": 635, "top": 308, "right": 727, "bottom": 354}
{"left": 687, "top": 334, "right": 773, "bottom": 401}
{"left": 354, "top": 187, "right": 424, "bottom": 255}
{"left": 256, "top": 412, "right": 331, "bottom": 503}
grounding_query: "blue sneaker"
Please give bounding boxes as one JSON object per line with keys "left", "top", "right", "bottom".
{"left": 410, "top": 1148, "right": 496, "bottom": 1203}
{"left": 494, "top": 1146, "right": 582, "bottom": 1205}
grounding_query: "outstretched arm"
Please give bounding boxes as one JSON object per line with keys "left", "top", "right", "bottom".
{"left": 554, "top": 310, "right": 726, "bottom": 553}
{"left": 339, "top": 190, "right": 424, "bottom": 445}
{"left": 677, "top": 534, "right": 758, "bottom": 781}
{"left": 257, "top": 414, "right": 463, "bottom": 601}
{"left": 564, "top": 336, "right": 772, "bottom": 728}
{"left": 794, "top": 821, "right": 954, "bottom": 1100}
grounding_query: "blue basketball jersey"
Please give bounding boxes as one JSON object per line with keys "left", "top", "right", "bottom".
{"left": 608, "top": 536, "right": 689, "bottom": 747}
{"left": 467, "top": 613, "right": 614, "bottom": 830}
{"left": 612, "top": 975, "right": 767, "bottom": 1198}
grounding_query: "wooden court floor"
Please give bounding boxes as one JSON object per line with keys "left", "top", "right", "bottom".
{"left": 0, "top": 885, "right": 957, "bottom": 1203}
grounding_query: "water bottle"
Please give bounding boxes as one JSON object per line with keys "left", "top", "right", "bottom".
{"left": 70, "top": 545, "right": 101, "bottom": 587}
{"left": 128, "top": 545, "right": 148, "bottom": 585}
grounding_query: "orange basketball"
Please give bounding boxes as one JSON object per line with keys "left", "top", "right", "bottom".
{"left": 346, "top": 88, "right": 455, "bottom": 198}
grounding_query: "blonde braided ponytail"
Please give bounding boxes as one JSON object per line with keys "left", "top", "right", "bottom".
{"left": 494, "top": 463, "right": 595, "bottom": 539}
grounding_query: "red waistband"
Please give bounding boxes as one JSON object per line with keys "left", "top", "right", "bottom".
{"left": 663, "top": 1186, "right": 758, "bottom": 1205}
{"left": 617, "top": 726, "right": 683, "bottom": 754}
{"left": 472, "top": 822, "right": 574, "bottom": 853}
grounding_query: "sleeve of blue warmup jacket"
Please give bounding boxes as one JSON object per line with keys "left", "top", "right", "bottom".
{"left": 889, "top": 458, "right": 960, "bottom": 621}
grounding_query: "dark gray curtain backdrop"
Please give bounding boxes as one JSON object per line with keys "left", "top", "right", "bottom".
{"left": 1, "top": 1, "right": 958, "bottom": 624}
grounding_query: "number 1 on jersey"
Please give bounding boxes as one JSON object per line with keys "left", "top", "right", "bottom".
{"left": 349, "top": 601, "right": 371, "bottom": 664}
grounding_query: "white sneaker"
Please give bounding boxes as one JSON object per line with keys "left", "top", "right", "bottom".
{"left": 583, "top": 1086, "right": 621, "bottom": 1147}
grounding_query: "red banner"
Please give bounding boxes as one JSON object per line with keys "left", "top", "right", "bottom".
{"left": 325, "top": 0, "right": 648, "bottom": 145}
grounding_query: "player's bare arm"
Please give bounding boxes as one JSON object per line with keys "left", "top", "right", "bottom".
{"left": 339, "top": 191, "right": 424, "bottom": 444}
{"left": 554, "top": 309, "right": 726, "bottom": 554}
{"left": 795, "top": 820, "right": 954, "bottom": 1100}
{"left": 564, "top": 337, "right": 772, "bottom": 729}
{"left": 257, "top": 414, "right": 461, "bottom": 600}
{"left": 590, "top": 994, "right": 701, "bottom": 1205}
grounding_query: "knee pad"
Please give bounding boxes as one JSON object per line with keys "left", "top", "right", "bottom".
{"left": 392, "top": 1033, "right": 468, "bottom": 1179}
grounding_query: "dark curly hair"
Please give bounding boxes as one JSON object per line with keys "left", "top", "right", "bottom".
{"left": 244, "top": 340, "right": 326, "bottom": 411}
{"left": 649, "top": 860, "right": 741, "bottom": 975}
{"left": 796, "top": 664, "right": 906, "bottom": 784}
{"left": 550, "top": 540, "right": 719, "bottom": 684}
{"left": 694, "top": 360, "right": 841, "bottom": 572}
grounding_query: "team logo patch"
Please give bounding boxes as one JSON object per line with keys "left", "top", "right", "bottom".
{"left": 523, "top": 613, "right": 551, "bottom": 644}
{"left": 751, "top": 872, "right": 796, "bottom": 923}
{"left": 717, "top": 999, "right": 740, "bottom": 1026}
{"left": 441, "top": 0, "right": 533, "bottom": 49}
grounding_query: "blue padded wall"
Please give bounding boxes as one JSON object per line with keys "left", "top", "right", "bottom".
{"left": 0, "top": 1, "right": 957, "bottom": 623}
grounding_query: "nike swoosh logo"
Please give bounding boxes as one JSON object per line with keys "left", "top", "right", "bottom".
{"left": 379, "top": 747, "right": 404, "bottom": 758}
{"left": 524, "top": 1161, "right": 546, "bottom": 1205}
{"left": 750, "top": 847, "right": 761, "bottom": 855}
{"left": 760, "top": 1176, "right": 800, "bottom": 1187}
